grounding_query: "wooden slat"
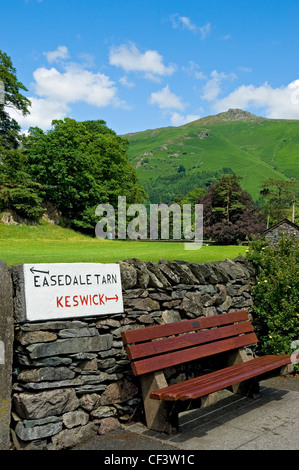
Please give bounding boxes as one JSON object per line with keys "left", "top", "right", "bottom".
{"left": 150, "top": 355, "right": 291, "bottom": 401}
{"left": 122, "top": 310, "right": 249, "bottom": 346}
{"left": 126, "top": 321, "right": 254, "bottom": 360}
{"left": 131, "top": 332, "right": 258, "bottom": 376}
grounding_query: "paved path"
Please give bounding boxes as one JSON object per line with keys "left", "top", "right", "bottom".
{"left": 74, "top": 375, "right": 299, "bottom": 451}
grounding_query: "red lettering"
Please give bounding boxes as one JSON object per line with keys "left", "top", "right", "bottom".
{"left": 73, "top": 295, "right": 79, "bottom": 307}
{"left": 92, "top": 295, "right": 99, "bottom": 305}
{"left": 65, "top": 296, "right": 71, "bottom": 307}
{"left": 80, "top": 295, "right": 88, "bottom": 305}
{"left": 57, "top": 296, "right": 63, "bottom": 308}
{"left": 99, "top": 294, "right": 105, "bottom": 305}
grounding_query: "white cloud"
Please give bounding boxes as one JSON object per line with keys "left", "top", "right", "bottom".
{"left": 8, "top": 56, "right": 120, "bottom": 130}
{"left": 213, "top": 79, "right": 299, "bottom": 119}
{"left": 170, "top": 112, "right": 200, "bottom": 126}
{"left": 44, "top": 45, "right": 70, "bottom": 63}
{"left": 119, "top": 76, "right": 135, "bottom": 88}
{"left": 170, "top": 14, "right": 211, "bottom": 39}
{"left": 201, "top": 70, "right": 237, "bottom": 101}
{"left": 33, "top": 63, "right": 117, "bottom": 107}
{"left": 109, "top": 43, "right": 176, "bottom": 78}
{"left": 8, "top": 97, "right": 69, "bottom": 131}
{"left": 149, "top": 85, "right": 185, "bottom": 111}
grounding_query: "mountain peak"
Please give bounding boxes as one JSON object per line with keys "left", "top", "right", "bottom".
{"left": 216, "top": 108, "right": 265, "bottom": 122}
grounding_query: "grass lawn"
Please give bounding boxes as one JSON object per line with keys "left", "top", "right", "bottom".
{"left": 0, "top": 221, "right": 247, "bottom": 267}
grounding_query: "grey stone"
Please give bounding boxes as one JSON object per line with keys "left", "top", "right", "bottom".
{"left": 26, "top": 334, "right": 112, "bottom": 359}
{"left": 58, "top": 327, "right": 99, "bottom": 338}
{"left": 15, "top": 420, "right": 62, "bottom": 441}
{"left": 13, "top": 388, "right": 79, "bottom": 419}
{"left": 18, "top": 366, "right": 75, "bottom": 383}
{"left": 181, "top": 291, "right": 203, "bottom": 315}
{"left": 62, "top": 410, "right": 89, "bottom": 429}
{"left": 51, "top": 422, "right": 97, "bottom": 450}
{"left": 91, "top": 405, "right": 117, "bottom": 419}
{"left": 118, "top": 262, "right": 137, "bottom": 289}
{"left": 17, "top": 330, "right": 57, "bottom": 345}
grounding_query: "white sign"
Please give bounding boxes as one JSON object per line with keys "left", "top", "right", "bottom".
{"left": 23, "top": 263, "right": 123, "bottom": 321}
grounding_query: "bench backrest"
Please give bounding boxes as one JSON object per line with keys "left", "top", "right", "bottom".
{"left": 121, "top": 310, "right": 257, "bottom": 376}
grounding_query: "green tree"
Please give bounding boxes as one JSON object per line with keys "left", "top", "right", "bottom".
{"left": 260, "top": 178, "right": 299, "bottom": 225}
{"left": 25, "top": 118, "right": 146, "bottom": 232}
{"left": 0, "top": 50, "right": 31, "bottom": 150}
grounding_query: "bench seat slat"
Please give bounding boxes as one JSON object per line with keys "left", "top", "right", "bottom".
{"left": 150, "top": 355, "right": 282, "bottom": 400}
{"left": 131, "top": 332, "right": 258, "bottom": 376}
{"left": 150, "top": 355, "right": 291, "bottom": 401}
{"left": 122, "top": 310, "right": 249, "bottom": 346}
{"left": 126, "top": 321, "right": 254, "bottom": 360}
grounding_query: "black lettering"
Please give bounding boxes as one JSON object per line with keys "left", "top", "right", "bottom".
{"left": 86, "top": 274, "right": 92, "bottom": 285}
{"left": 43, "top": 277, "right": 49, "bottom": 287}
{"left": 58, "top": 275, "right": 63, "bottom": 286}
{"left": 50, "top": 275, "right": 57, "bottom": 286}
{"left": 33, "top": 275, "right": 41, "bottom": 287}
{"left": 65, "top": 275, "right": 72, "bottom": 285}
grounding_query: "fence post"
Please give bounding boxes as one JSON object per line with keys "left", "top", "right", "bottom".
{"left": 0, "top": 261, "right": 14, "bottom": 450}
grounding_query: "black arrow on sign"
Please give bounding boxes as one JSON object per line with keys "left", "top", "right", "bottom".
{"left": 30, "top": 267, "right": 50, "bottom": 275}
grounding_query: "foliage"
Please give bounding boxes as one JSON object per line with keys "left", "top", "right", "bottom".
{"left": 0, "top": 50, "right": 31, "bottom": 150}
{"left": 246, "top": 235, "right": 299, "bottom": 358}
{"left": 259, "top": 178, "right": 299, "bottom": 225}
{"left": 24, "top": 118, "right": 146, "bottom": 232}
{"left": 199, "top": 174, "right": 266, "bottom": 244}
{"left": 144, "top": 168, "right": 232, "bottom": 204}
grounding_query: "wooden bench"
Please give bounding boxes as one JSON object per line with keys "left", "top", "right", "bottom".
{"left": 122, "top": 310, "right": 295, "bottom": 434}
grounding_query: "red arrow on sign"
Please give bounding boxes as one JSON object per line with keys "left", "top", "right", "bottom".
{"left": 105, "top": 294, "right": 119, "bottom": 302}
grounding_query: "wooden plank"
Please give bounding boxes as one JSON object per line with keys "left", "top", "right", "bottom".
{"left": 131, "top": 332, "right": 258, "bottom": 376}
{"left": 126, "top": 321, "right": 254, "bottom": 360}
{"left": 150, "top": 355, "right": 291, "bottom": 401}
{"left": 149, "top": 357, "right": 268, "bottom": 400}
{"left": 122, "top": 310, "right": 249, "bottom": 346}
{"left": 178, "top": 355, "right": 291, "bottom": 401}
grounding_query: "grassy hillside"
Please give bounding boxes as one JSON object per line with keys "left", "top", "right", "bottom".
{"left": 125, "top": 109, "right": 299, "bottom": 201}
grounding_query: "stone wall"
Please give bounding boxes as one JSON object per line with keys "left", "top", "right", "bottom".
{"left": 10, "top": 256, "right": 257, "bottom": 450}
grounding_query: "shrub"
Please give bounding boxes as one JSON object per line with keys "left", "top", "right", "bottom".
{"left": 246, "top": 235, "right": 299, "bottom": 360}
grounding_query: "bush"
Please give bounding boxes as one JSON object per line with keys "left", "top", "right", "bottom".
{"left": 246, "top": 235, "right": 299, "bottom": 360}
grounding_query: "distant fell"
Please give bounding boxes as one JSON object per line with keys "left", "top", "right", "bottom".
{"left": 124, "top": 109, "right": 299, "bottom": 202}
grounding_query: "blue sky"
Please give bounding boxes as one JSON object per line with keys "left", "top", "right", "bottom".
{"left": 2, "top": 0, "right": 299, "bottom": 135}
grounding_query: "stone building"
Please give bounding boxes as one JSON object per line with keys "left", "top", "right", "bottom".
{"left": 263, "top": 218, "right": 299, "bottom": 245}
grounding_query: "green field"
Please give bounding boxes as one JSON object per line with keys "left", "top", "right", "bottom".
{"left": 0, "top": 221, "right": 246, "bottom": 267}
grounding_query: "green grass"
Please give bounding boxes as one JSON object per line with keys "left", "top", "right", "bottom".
{"left": 0, "top": 221, "right": 246, "bottom": 266}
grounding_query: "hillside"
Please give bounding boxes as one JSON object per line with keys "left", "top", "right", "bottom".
{"left": 124, "top": 109, "right": 299, "bottom": 202}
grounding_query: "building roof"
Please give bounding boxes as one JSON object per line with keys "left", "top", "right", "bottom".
{"left": 263, "top": 218, "right": 299, "bottom": 235}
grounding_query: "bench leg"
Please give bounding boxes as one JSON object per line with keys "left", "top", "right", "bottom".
{"left": 140, "top": 372, "right": 179, "bottom": 435}
{"left": 232, "top": 378, "right": 260, "bottom": 398}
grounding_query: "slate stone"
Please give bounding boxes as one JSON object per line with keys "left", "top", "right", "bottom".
{"left": 26, "top": 335, "right": 112, "bottom": 359}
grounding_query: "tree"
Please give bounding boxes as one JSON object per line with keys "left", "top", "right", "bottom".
{"left": 199, "top": 174, "right": 266, "bottom": 244}
{"left": 260, "top": 178, "right": 299, "bottom": 226}
{"left": 0, "top": 50, "right": 31, "bottom": 150}
{"left": 25, "top": 118, "right": 146, "bottom": 232}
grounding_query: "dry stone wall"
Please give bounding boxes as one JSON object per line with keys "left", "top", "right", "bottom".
{"left": 10, "top": 256, "right": 257, "bottom": 450}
